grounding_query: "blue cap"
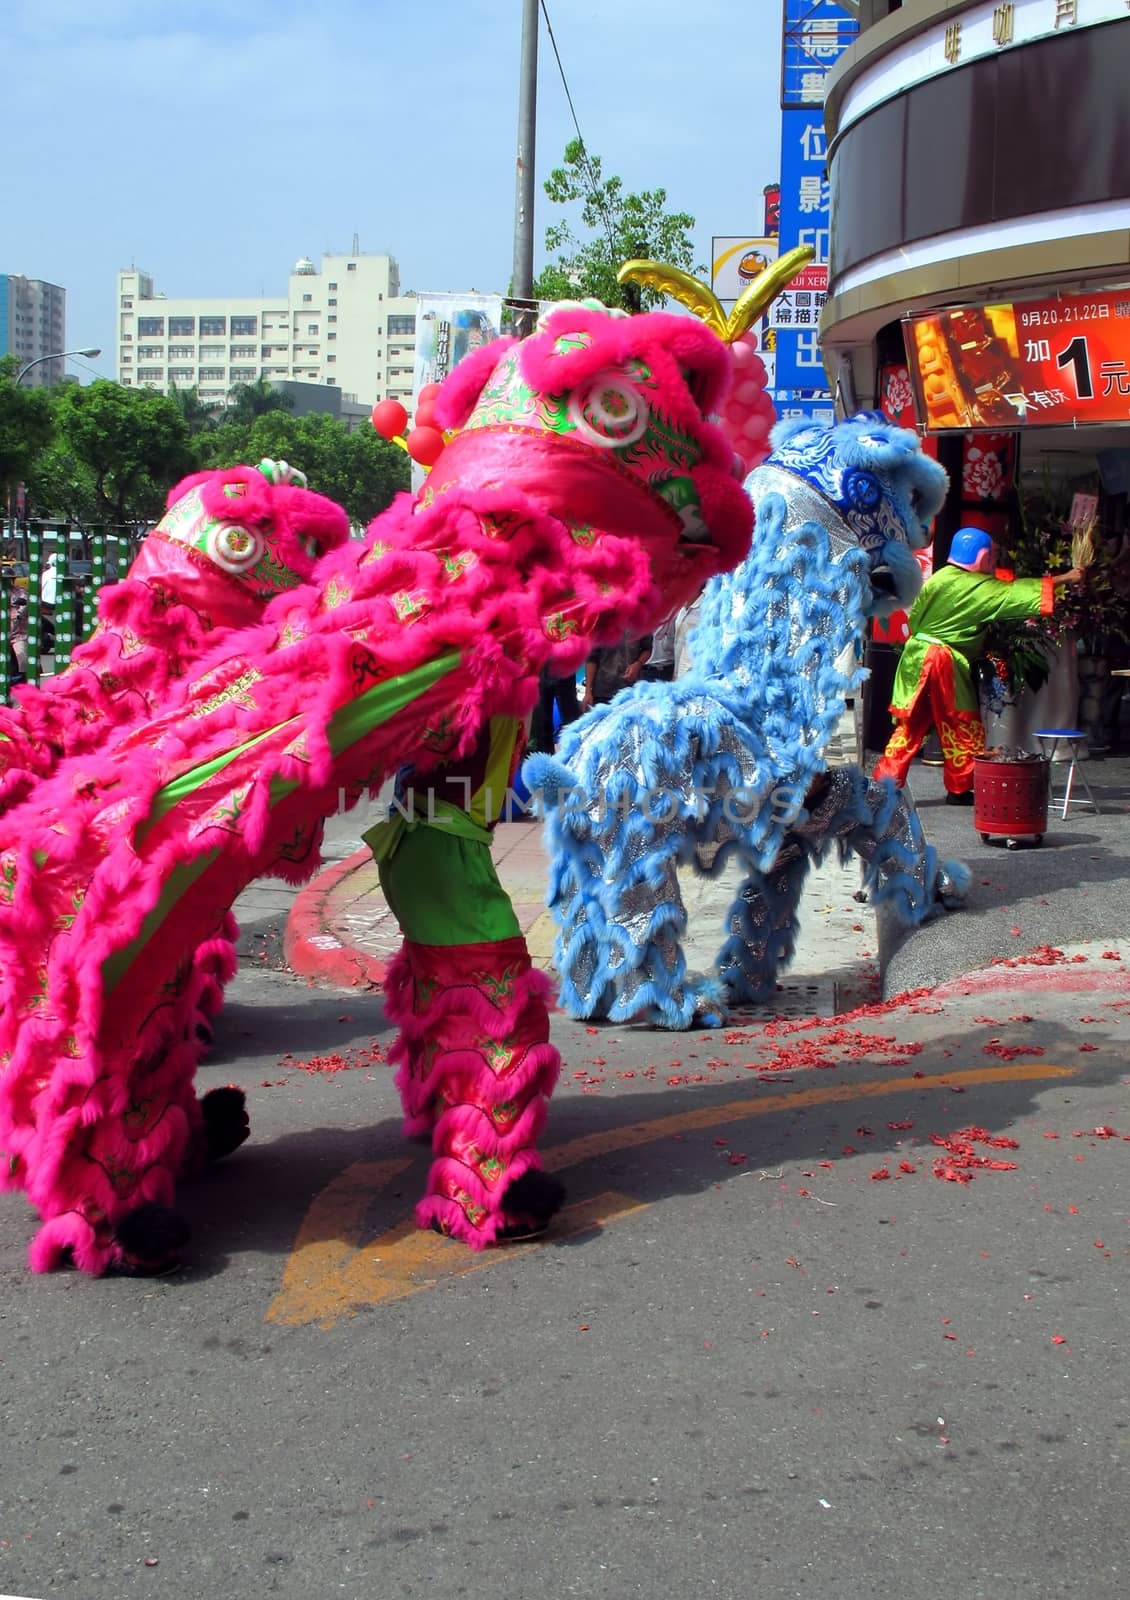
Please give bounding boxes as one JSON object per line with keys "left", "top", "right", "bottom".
{"left": 948, "top": 527, "right": 994, "bottom": 570}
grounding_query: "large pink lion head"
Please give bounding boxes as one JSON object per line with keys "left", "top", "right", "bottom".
{"left": 426, "top": 303, "right": 753, "bottom": 619}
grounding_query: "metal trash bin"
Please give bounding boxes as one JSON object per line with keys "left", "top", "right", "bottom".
{"left": 973, "top": 754, "right": 1049, "bottom": 848}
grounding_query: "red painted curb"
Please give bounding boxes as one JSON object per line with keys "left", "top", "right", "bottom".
{"left": 284, "top": 847, "right": 388, "bottom": 990}
{"left": 936, "top": 965, "right": 1127, "bottom": 998}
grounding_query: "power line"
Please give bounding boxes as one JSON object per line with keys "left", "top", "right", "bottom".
{"left": 538, "top": 0, "right": 619, "bottom": 260}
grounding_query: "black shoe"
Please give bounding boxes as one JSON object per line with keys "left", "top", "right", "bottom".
{"left": 945, "top": 791, "right": 975, "bottom": 807}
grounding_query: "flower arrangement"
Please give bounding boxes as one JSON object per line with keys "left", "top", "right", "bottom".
{"left": 980, "top": 490, "right": 1130, "bottom": 697}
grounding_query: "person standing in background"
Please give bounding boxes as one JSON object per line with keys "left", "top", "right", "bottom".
{"left": 529, "top": 664, "right": 580, "bottom": 753}
{"left": 641, "top": 611, "right": 677, "bottom": 682}
{"left": 582, "top": 632, "right": 653, "bottom": 709}
{"left": 873, "top": 526, "right": 1083, "bottom": 802}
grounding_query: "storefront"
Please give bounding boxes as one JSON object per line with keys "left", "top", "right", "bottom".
{"left": 820, "top": 0, "right": 1130, "bottom": 750}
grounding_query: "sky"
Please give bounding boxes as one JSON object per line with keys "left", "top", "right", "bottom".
{"left": 8, "top": 0, "right": 783, "bottom": 383}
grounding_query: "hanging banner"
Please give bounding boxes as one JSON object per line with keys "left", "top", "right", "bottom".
{"left": 412, "top": 292, "right": 504, "bottom": 394}
{"left": 906, "top": 289, "right": 1130, "bottom": 432}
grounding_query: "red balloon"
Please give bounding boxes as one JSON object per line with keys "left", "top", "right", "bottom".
{"left": 406, "top": 425, "right": 446, "bottom": 467}
{"left": 371, "top": 398, "right": 408, "bottom": 440}
{"left": 413, "top": 396, "right": 438, "bottom": 429}
{"left": 417, "top": 382, "right": 442, "bottom": 407}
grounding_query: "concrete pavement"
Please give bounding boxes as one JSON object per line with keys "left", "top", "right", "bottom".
{"left": 2, "top": 753, "right": 1129, "bottom": 1599}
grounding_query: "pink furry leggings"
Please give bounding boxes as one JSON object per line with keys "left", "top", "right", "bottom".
{"left": 382, "top": 935, "right": 561, "bottom": 1247}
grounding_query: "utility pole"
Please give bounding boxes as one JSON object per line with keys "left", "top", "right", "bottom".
{"left": 511, "top": 0, "right": 539, "bottom": 338}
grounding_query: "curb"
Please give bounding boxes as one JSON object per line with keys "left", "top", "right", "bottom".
{"left": 283, "top": 847, "right": 388, "bottom": 990}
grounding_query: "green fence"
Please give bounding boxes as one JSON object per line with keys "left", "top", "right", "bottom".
{"left": 0, "top": 524, "right": 144, "bottom": 703}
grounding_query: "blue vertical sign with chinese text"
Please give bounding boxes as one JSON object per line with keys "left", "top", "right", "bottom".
{"left": 775, "top": 0, "right": 857, "bottom": 409}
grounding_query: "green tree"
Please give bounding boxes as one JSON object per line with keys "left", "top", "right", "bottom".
{"left": 22, "top": 441, "right": 100, "bottom": 526}
{"left": 52, "top": 381, "right": 194, "bottom": 528}
{"left": 0, "top": 355, "right": 55, "bottom": 524}
{"left": 532, "top": 139, "right": 701, "bottom": 312}
{"left": 224, "top": 378, "right": 295, "bottom": 427}
{"left": 168, "top": 381, "right": 223, "bottom": 435}
{"left": 194, "top": 410, "right": 409, "bottom": 528}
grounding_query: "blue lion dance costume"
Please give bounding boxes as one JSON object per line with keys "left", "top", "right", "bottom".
{"left": 525, "top": 414, "right": 971, "bottom": 1030}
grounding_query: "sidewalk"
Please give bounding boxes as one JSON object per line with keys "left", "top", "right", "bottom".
{"left": 270, "top": 748, "right": 1126, "bottom": 1011}
{"left": 269, "top": 749, "right": 1130, "bottom": 1014}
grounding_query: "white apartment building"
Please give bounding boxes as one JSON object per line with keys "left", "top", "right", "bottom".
{"left": 116, "top": 252, "right": 417, "bottom": 411}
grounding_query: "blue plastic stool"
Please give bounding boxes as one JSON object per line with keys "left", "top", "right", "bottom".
{"left": 1034, "top": 729, "right": 1099, "bottom": 818}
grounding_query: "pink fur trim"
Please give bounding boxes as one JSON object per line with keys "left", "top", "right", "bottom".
{"left": 0, "top": 311, "right": 751, "bottom": 1274}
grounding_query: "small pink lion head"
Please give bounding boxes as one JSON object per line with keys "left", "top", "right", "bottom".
{"left": 155, "top": 460, "right": 351, "bottom": 601}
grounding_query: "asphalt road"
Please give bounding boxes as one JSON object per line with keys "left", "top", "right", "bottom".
{"left": 2, "top": 951, "right": 1128, "bottom": 1600}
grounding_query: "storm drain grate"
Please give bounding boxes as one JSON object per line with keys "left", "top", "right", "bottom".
{"left": 730, "top": 977, "right": 838, "bottom": 1021}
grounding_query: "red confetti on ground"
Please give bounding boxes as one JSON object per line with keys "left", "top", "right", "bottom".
{"left": 929, "top": 1125, "right": 1019, "bottom": 1183}
{"left": 1052, "top": 1335, "right": 1067, "bottom": 1345}
{"left": 289, "top": 1041, "right": 385, "bottom": 1075}
{"left": 888, "top": 1119, "right": 915, "bottom": 1131}
{"left": 982, "top": 1040, "right": 1044, "bottom": 1060}
{"left": 870, "top": 1168, "right": 891, "bottom": 1181}
{"left": 898, "top": 1161, "right": 917, "bottom": 1175}
{"left": 1101, "top": 950, "right": 1123, "bottom": 960}
{"left": 992, "top": 945, "right": 1074, "bottom": 968}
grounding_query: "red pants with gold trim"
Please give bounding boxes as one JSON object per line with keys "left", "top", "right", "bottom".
{"left": 382, "top": 935, "right": 561, "bottom": 1247}
{"left": 873, "top": 644, "right": 985, "bottom": 794}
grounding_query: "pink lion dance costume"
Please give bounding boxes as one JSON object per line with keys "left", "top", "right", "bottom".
{"left": 0, "top": 303, "right": 752, "bottom": 1274}
{"left": 0, "top": 462, "right": 350, "bottom": 1140}
{"left": 0, "top": 460, "right": 349, "bottom": 810}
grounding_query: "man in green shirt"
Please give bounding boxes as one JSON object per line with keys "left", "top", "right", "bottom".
{"left": 873, "top": 526, "right": 1082, "bottom": 803}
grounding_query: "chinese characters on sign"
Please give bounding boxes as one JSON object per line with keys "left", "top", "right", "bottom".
{"left": 781, "top": 0, "right": 856, "bottom": 108}
{"left": 765, "top": 263, "right": 829, "bottom": 333}
{"left": 776, "top": 0, "right": 857, "bottom": 408}
{"left": 905, "top": 291, "right": 1130, "bottom": 432}
{"left": 944, "top": 22, "right": 962, "bottom": 62}
{"left": 992, "top": 4, "right": 1014, "bottom": 46}
{"left": 776, "top": 111, "right": 833, "bottom": 391}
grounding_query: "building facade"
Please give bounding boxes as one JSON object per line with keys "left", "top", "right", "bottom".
{"left": 116, "top": 252, "right": 417, "bottom": 412}
{"left": 821, "top": 0, "right": 1130, "bottom": 750}
{"left": 1, "top": 274, "right": 67, "bottom": 385}
{"left": 822, "top": 0, "right": 1130, "bottom": 478}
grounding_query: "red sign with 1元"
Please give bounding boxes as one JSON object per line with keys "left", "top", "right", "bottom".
{"left": 905, "top": 289, "right": 1130, "bottom": 432}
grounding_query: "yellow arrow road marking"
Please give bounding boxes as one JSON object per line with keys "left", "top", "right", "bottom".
{"left": 269, "top": 1189, "right": 646, "bottom": 1328}
{"left": 266, "top": 1063, "right": 1073, "bottom": 1328}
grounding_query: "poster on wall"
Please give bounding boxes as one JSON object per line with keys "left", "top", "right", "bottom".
{"left": 412, "top": 292, "right": 504, "bottom": 394}
{"left": 906, "top": 289, "right": 1130, "bottom": 432}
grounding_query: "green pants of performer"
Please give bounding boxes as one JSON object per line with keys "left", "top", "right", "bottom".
{"left": 364, "top": 806, "right": 561, "bottom": 1248}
